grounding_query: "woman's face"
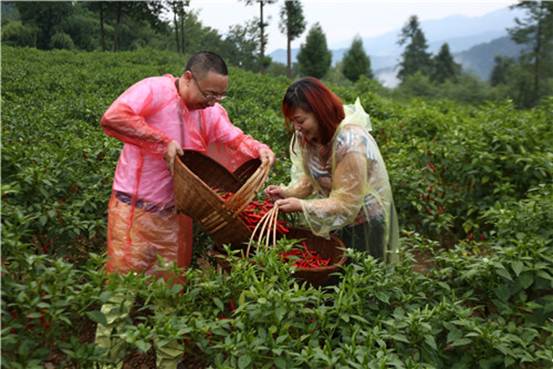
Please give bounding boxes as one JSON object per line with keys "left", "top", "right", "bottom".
{"left": 290, "top": 108, "right": 320, "bottom": 144}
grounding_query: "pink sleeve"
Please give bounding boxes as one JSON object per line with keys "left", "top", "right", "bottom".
{"left": 207, "top": 105, "right": 272, "bottom": 158}
{"left": 100, "top": 78, "right": 172, "bottom": 157}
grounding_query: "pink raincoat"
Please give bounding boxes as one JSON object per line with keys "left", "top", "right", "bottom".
{"left": 101, "top": 74, "right": 270, "bottom": 276}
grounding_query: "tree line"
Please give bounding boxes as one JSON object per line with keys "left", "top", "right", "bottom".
{"left": 2, "top": 1, "right": 551, "bottom": 108}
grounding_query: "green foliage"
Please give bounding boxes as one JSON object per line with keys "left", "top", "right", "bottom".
{"left": 15, "top": 1, "right": 74, "bottom": 49}
{"left": 278, "top": 0, "right": 306, "bottom": 45}
{"left": 223, "top": 18, "right": 264, "bottom": 71}
{"left": 508, "top": 0, "right": 553, "bottom": 107}
{"left": 342, "top": 36, "right": 373, "bottom": 82}
{"left": 397, "top": 15, "right": 433, "bottom": 82}
{"left": 490, "top": 56, "right": 515, "bottom": 86}
{"left": 1, "top": 21, "right": 37, "bottom": 47}
{"left": 297, "top": 23, "right": 332, "bottom": 79}
{"left": 49, "top": 31, "right": 75, "bottom": 50}
{"left": 279, "top": 0, "right": 306, "bottom": 77}
{"left": 2, "top": 46, "right": 552, "bottom": 368}
{"left": 240, "top": 0, "right": 278, "bottom": 60}
{"left": 60, "top": 9, "right": 99, "bottom": 51}
{"left": 431, "top": 43, "right": 461, "bottom": 83}
{"left": 394, "top": 72, "right": 502, "bottom": 105}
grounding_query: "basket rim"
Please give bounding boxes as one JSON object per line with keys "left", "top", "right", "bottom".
{"left": 175, "top": 151, "right": 263, "bottom": 212}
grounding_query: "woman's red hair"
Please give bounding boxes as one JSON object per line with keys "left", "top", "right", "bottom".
{"left": 281, "top": 77, "right": 344, "bottom": 145}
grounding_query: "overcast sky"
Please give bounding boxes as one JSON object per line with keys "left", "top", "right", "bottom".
{"left": 192, "top": 0, "right": 516, "bottom": 53}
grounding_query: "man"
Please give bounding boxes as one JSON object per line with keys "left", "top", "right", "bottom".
{"left": 96, "top": 51, "right": 274, "bottom": 369}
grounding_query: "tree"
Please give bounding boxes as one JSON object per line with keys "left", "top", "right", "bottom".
{"left": 508, "top": 1, "right": 553, "bottom": 106}
{"left": 432, "top": 43, "right": 461, "bottom": 83}
{"left": 279, "top": 0, "right": 306, "bottom": 78}
{"left": 490, "top": 56, "right": 515, "bottom": 86}
{"left": 86, "top": 2, "right": 109, "bottom": 50}
{"left": 15, "top": 2, "right": 73, "bottom": 49}
{"left": 297, "top": 23, "right": 332, "bottom": 78}
{"left": 165, "top": 0, "right": 190, "bottom": 53}
{"left": 342, "top": 36, "right": 373, "bottom": 82}
{"left": 173, "top": 10, "right": 226, "bottom": 56}
{"left": 91, "top": 2, "right": 166, "bottom": 51}
{"left": 223, "top": 19, "right": 263, "bottom": 71}
{"left": 241, "top": 0, "right": 277, "bottom": 67}
{"left": 397, "top": 15, "right": 432, "bottom": 82}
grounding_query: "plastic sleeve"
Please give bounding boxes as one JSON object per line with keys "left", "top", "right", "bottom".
{"left": 210, "top": 105, "right": 272, "bottom": 159}
{"left": 282, "top": 137, "right": 313, "bottom": 198}
{"left": 301, "top": 151, "right": 368, "bottom": 238}
{"left": 101, "top": 81, "right": 172, "bottom": 157}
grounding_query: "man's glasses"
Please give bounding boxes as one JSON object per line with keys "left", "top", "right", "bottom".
{"left": 191, "top": 74, "right": 227, "bottom": 102}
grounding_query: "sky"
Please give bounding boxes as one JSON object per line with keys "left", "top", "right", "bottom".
{"left": 192, "top": 0, "right": 516, "bottom": 53}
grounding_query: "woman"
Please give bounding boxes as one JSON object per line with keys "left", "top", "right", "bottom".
{"left": 265, "top": 77, "right": 399, "bottom": 263}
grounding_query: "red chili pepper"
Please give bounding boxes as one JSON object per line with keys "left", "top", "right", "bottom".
{"left": 280, "top": 243, "right": 330, "bottom": 269}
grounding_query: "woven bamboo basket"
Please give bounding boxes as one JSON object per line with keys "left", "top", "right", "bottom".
{"left": 173, "top": 150, "right": 264, "bottom": 246}
{"left": 211, "top": 227, "right": 347, "bottom": 287}
{"left": 286, "top": 228, "right": 347, "bottom": 286}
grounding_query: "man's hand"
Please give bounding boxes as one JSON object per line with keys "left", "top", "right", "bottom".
{"left": 274, "top": 197, "right": 302, "bottom": 213}
{"left": 259, "top": 147, "right": 275, "bottom": 167}
{"left": 164, "top": 140, "right": 184, "bottom": 175}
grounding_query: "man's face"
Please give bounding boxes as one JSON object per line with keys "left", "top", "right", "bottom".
{"left": 181, "top": 70, "right": 228, "bottom": 110}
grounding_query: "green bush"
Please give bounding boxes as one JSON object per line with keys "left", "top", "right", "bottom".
{"left": 1, "top": 21, "right": 37, "bottom": 47}
{"left": 49, "top": 31, "right": 75, "bottom": 50}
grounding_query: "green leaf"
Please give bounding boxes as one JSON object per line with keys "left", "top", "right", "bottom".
{"left": 512, "top": 261, "right": 524, "bottom": 276}
{"left": 135, "top": 340, "right": 152, "bottom": 353}
{"left": 447, "top": 327, "right": 462, "bottom": 343}
{"left": 391, "top": 333, "right": 409, "bottom": 344}
{"left": 425, "top": 335, "right": 437, "bottom": 350}
{"left": 86, "top": 310, "right": 107, "bottom": 326}
{"left": 517, "top": 272, "right": 534, "bottom": 289}
{"left": 494, "top": 285, "right": 512, "bottom": 302}
{"left": 451, "top": 338, "right": 471, "bottom": 347}
{"left": 213, "top": 297, "right": 224, "bottom": 312}
{"left": 274, "top": 357, "right": 287, "bottom": 369}
{"left": 238, "top": 354, "right": 252, "bottom": 369}
{"left": 496, "top": 266, "right": 512, "bottom": 281}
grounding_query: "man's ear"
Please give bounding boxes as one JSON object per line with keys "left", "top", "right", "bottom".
{"left": 182, "top": 70, "right": 193, "bottom": 83}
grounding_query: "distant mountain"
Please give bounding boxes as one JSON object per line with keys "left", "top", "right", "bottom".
{"left": 269, "top": 6, "right": 525, "bottom": 85}
{"left": 372, "top": 36, "right": 524, "bottom": 87}
{"left": 335, "top": 6, "right": 523, "bottom": 55}
{"left": 454, "top": 36, "right": 525, "bottom": 80}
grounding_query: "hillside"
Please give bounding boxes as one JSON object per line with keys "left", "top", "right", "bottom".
{"left": 454, "top": 35, "right": 525, "bottom": 80}
{"left": 2, "top": 47, "right": 552, "bottom": 369}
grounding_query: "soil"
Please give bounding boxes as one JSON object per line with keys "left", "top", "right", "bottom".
{"left": 412, "top": 249, "right": 435, "bottom": 273}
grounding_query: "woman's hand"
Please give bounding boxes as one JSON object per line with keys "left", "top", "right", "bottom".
{"left": 264, "top": 185, "right": 286, "bottom": 201}
{"left": 275, "top": 197, "right": 302, "bottom": 213}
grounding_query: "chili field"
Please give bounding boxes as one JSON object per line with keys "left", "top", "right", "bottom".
{"left": 2, "top": 46, "right": 553, "bottom": 368}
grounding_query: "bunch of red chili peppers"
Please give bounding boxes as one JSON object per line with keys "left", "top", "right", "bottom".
{"left": 280, "top": 241, "right": 331, "bottom": 269}
{"left": 219, "top": 192, "right": 289, "bottom": 234}
{"left": 219, "top": 192, "right": 331, "bottom": 269}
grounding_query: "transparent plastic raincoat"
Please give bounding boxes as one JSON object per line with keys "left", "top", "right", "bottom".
{"left": 101, "top": 74, "right": 270, "bottom": 275}
{"left": 283, "top": 98, "right": 399, "bottom": 263}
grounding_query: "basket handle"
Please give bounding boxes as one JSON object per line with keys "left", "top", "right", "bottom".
{"left": 225, "top": 161, "right": 270, "bottom": 214}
